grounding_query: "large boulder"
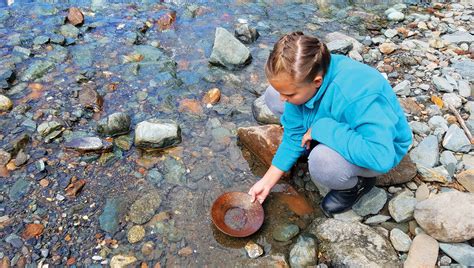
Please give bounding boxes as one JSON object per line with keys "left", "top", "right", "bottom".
{"left": 309, "top": 218, "right": 399, "bottom": 267}
{"left": 237, "top": 125, "right": 282, "bottom": 167}
{"left": 414, "top": 191, "right": 474, "bottom": 242}
{"left": 209, "top": 27, "right": 251, "bottom": 70}
{"left": 376, "top": 155, "right": 417, "bottom": 186}
{"left": 135, "top": 119, "right": 181, "bottom": 149}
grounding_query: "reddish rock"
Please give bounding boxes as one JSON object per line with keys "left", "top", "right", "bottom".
{"left": 22, "top": 223, "right": 44, "bottom": 239}
{"left": 376, "top": 155, "right": 417, "bottom": 186}
{"left": 65, "top": 179, "right": 86, "bottom": 197}
{"left": 399, "top": 98, "right": 422, "bottom": 116}
{"left": 0, "top": 256, "right": 10, "bottom": 268}
{"left": 237, "top": 125, "right": 283, "bottom": 168}
{"left": 178, "top": 99, "right": 203, "bottom": 115}
{"left": 67, "top": 7, "right": 84, "bottom": 26}
{"left": 156, "top": 11, "right": 176, "bottom": 31}
{"left": 178, "top": 246, "right": 193, "bottom": 257}
{"left": 79, "top": 84, "right": 103, "bottom": 111}
{"left": 202, "top": 88, "right": 221, "bottom": 105}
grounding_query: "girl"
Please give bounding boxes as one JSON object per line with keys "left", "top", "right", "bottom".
{"left": 248, "top": 32, "right": 412, "bottom": 217}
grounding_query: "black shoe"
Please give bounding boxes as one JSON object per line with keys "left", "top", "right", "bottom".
{"left": 320, "top": 177, "right": 376, "bottom": 217}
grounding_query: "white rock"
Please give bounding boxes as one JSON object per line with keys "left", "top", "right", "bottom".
{"left": 390, "top": 228, "right": 412, "bottom": 252}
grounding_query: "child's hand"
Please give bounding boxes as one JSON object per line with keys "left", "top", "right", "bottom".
{"left": 301, "top": 128, "right": 312, "bottom": 149}
{"left": 248, "top": 178, "right": 273, "bottom": 204}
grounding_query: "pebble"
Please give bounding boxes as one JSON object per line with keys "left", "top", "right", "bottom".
{"left": 388, "top": 190, "right": 417, "bottom": 223}
{"left": 127, "top": 225, "right": 145, "bottom": 244}
{"left": 365, "top": 215, "right": 391, "bottom": 225}
{"left": 415, "top": 183, "right": 430, "bottom": 201}
{"left": 245, "top": 241, "right": 263, "bottom": 259}
{"left": 0, "top": 95, "right": 13, "bottom": 111}
{"left": 390, "top": 228, "right": 412, "bottom": 252}
{"left": 110, "top": 255, "right": 137, "bottom": 268}
{"left": 272, "top": 223, "right": 299, "bottom": 242}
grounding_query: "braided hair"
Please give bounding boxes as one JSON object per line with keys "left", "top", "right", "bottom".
{"left": 265, "top": 32, "right": 331, "bottom": 84}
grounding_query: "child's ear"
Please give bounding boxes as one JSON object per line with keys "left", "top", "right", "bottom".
{"left": 313, "top": 74, "right": 323, "bottom": 88}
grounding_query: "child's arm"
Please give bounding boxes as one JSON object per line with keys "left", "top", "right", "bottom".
{"left": 248, "top": 165, "right": 284, "bottom": 203}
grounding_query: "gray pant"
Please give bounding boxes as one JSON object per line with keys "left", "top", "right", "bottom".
{"left": 264, "top": 86, "right": 381, "bottom": 190}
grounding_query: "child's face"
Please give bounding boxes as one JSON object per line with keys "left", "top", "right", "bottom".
{"left": 269, "top": 72, "right": 323, "bottom": 105}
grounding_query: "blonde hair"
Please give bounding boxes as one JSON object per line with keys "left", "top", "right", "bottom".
{"left": 265, "top": 32, "right": 331, "bottom": 84}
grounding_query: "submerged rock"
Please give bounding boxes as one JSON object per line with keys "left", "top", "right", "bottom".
{"left": 0, "top": 95, "right": 13, "bottom": 111}
{"left": 110, "top": 255, "right": 137, "bottom": 268}
{"left": 99, "top": 197, "right": 126, "bottom": 234}
{"left": 309, "top": 218, "right": 399, "bottom": 267}
{"left": 273, "top": 223, "right": 299, "bottom": 242}
{"left": 237, "top": 125, "right": 282, "bottom": 167}
{"left": 414, "top": 191, "right": 474, "bottom": 242}
{"left": 21, "top": 60, "right": 55, "bottom": 81}
{"left": 209, "top": 27, "right": 251, "bottom": 69}
{"left": 135, "top": 119, "right": 181, "bottom": 149}
{"left": 235, "top": 23, "right": 259, "bottom": 44}
{"left": 289, "top": 234, "right": 317, "bottom": 268}
{"left": 97, "top": 112, "right": 131, "bottom": 137}
{"left": 127, "top": 225, "right": 145, "bottom": 244}
{"left": 128, "top": 191, "right": 162, "bottom": 224}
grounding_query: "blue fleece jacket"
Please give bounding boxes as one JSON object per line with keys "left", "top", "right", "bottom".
{"left": 272, "top": 54, "right": 412, "bottom": 173}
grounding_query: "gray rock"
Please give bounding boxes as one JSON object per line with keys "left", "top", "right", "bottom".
{"left": 273, "top": 223, "right": 300, "bottom": 242}
{"left": 97, "top": 112, "right": 131, "bottom": 137}
{"left": 327, "top": 39, "right": 353, "bottom": 55}
{"left": 442, "top": 124, "right": 471, "bottom": 153}
{"left": 209, "top": 27, "right": 251, "bottom": 69}
{"left": 393, "top": 80, "right": 411, "bottom": 96}
{"left": 37, "top": 121, "right": 63, "bottom": 137}
{"left": 289, "top": 234, "right": 317, "bottom": 268}
{"left": 64, "top": 137, "right": 112, "bottom": 153}
{"left": 365, "top": 215, "right": 391, "bottom": 225}
{"left": 433, "top": 76, "right": 454, "bottom": 92}
{"left": 333, "top": 210, "right": 362, "bottom": 222}
{"left": 234, "top": 23, "right": 259, "bottom": 44}
{"left": 0, "top": 68, "right": 14, "bottom": 89}
{"left": 416, "top": 165, "right": 450, "bottom": 183}
{"left": 440, "top": 150, "right": 457, "bottom": 176}
{"left": 309, "top": 218, "right": 399, "bottom": 267}
{"left": 252, "top": 95, "right": 280, "bottom": 124}
{"left": 428, "top": 116, "right": 448, "bottom": 131}
{"left": 325, "top": 32, "right": 363, "bottom": 53}
{"left": 409, "top": 121, "right": 430, "bottom": 135}
{"left": 384, "top": 29, "right": 398, "bottom": 38}
{"left": 409, "top": 135, "right": 439, "bottom": 167}
{"left": 387, "top": 11, "right": 404, "bottom": 21}
{"left": 439, "top": 243, "right": 474, "bottom": 266}
{"left": 99, "top": 197, "right": 126, "bottom": 234}
{"left": 452, "top": 59, "right": 474, "bottom": 81}
{"left": 388, "top": 190, "right": 417, "bottom": 223}
{"left": 390, "top": 228, "right": 412, "bottom": 252}
{"left": 8, "top": 177, "right": 31, "bottom": 201}
{"left": 0, "top": 149, "right": 11, "bottom": 166}
{"left": 441, "top": 32, "right": 474, "bottom": 44}
{"left": 442, "top": 93, "right": 462, "bottom": 109}
{"left": 458, "top": 80, "right": 471, "bottom": 97}
{"left": 33, "top": 35, "right": 49, "bottom": 45}
{"left": 414, "top": 191, "right": 474, "bottom": 242}
{"left": 352, "top": 187, "right": 387, "bottom": 217}
{"left": 163, "top": 156, "right": 187, "bottom": 186}
{"left": 135, "top": 119, "right": 181, "bottom": 149}
{"left": 5, "top": 233, "right": 23, "bottom": 248}
{"left": 60, "top": 24, "right": 79, "bottom": 39}
{"left": 129, "top": 191, "right": 162, "bottom": 224}
{"left": 21, "top": 60, "right": 55, "bottom": 81}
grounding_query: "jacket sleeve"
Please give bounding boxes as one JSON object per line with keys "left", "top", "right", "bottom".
{"left": 272, "top": 103, "right": 307, "bottom": 172}
{"left": 311, "top": 94, "right": 398, "bottom": 173}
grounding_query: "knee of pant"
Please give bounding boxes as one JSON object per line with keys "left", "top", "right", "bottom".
{"left": 308, "top": 147, "right": 349, "bottom": 189}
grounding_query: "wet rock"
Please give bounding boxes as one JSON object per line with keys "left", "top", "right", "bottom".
{"left": 209, "top": 27, "right": 251, "bottom": 70}
{"left": 404, "top": 233, "right": 438, "bottom": 268}
{"left": 442, "top": 124, "right": 471, "bottom": 152}
{"left": 8, "top": 177, "right": 31, "bottom": 201}
{"left": 79, "top": 85, "right": 103, "bottom": 111}
{"left": 245, "top": 241, "right": 263, "bottom": 259}
{"left": 97, "top": 112, "right": 131, "bottom": 137}
{"left": 202, "top": 88, "right": 221, "bottom": 105}
{"left": 115, "top": 135, "right": 132, "bottom": 151}
{"left": 390, "top": 228, "right": 412, "bottom": 252}
{"left": 388, "top": 190, "right": 417, "bottom": 223}
{"left": 156, "top": 10, "right": 176, "bottom": 31}
{"left": 5, "top": 233, "right": 23, "bottom": 248}
{"left": 22, "top": 223, "right": 44, "bottom": 239}
{"left": 163, "top": 156, "right": 186, "bottom": 186}
{"left": 272, "top": 223, "right": 299, "bottom": 242}
{"left": 33, "top": 35, "right": 49, "bottom": 45}
{"left": 414, "top": 191, "right": 474, "bottom": 242}
{"left": 439, "top": 242, "right": 474, "bottom": 266}
{"left": 309, "top": 218, "right": 399, "bottom": 267}
{"left": 14, "top": 150, "right": 28, "bottom": 166}
{"left": 416, "top": 165, "right": 449, "bottom": 183}
{"left": 12, "top": 46, "right": 31, "bottom": 58}
{"left": 457, "top": 169, "right": 474, "bottom": 192}
{"left": 67, "top": 7, "right": 84, "bottom": 26}
{"left": 235, "top": 23, "right": 259, "bottom": 44}
{"left": 289, "top": 234, "right": 317, "bottom": 268}
{"left": 433, "top": 76, "right": 454, "bottom": 93}
{"left": 409, "top": 135, "right": 439, "bottom": 167}
{"left": 325, "top": 32, "right": 363, "bottom": 54}
{"left": 129, "top": 191, "right": 162, "bottom": 224}
{"left": 237, "top": 125, "right": 282, "bottom": 167}
{"left": 333, "top": 210, "right": 362, "bottom": 222}
{"left": 441, "top": 32, "right": 474, "bottom": 44}
{"left": 0, "top": 149, "right": 11, "bottom": 166}
{"left": 352, "top": 187, "right": 387, "bottom": 216}
{"left": 99, "top": 197, "right": 126, "bottom": 234}
{"left": 37, "top": 120, "right": 63, "bottom": 137}
{"left": 60, "top": 24, "right": 79, "bottom": 39}
{"left": 127, "top": 225, "right": 145, "bottom": 244}
{"left": 0, "top": 68, "right": 14, "bottom": 89}
{"left": 376, "top": 155, "right": 417, "bottom": 186}
{"left": 393, "top": 80, "right": 410, "bottom": 96}
{"left": 64, "top": 137, "right": 112, "bottom": 153}
{"left": 327, "top": 39, "right": 352, "bottom": 55}
{"left": 0, "top": 95, "right": 13, "bottom": 111}
{"left": 110, "top": 255, "right": 137, "bottom": 268}
{"left": 252, "top": 95, "right": 280, "bottom": 125}
{"left": 21, "top": 60, "right": 54, "bottom": 81}
{"left": 135, "top": 119, "right": 181, "bottom": 149}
